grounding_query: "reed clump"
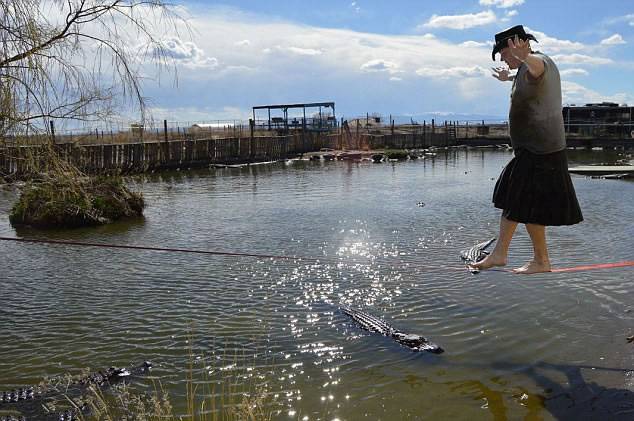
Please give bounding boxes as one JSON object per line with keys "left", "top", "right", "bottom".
{"left": 9, "top": 175, "right": 144, "bottom": 228}
{"left": 384, "top": 149, "right": 410, "bottom": 160}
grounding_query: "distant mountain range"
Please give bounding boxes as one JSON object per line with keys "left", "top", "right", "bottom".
{"left": 340, "top": 112, "right": 507, "bottom": 125}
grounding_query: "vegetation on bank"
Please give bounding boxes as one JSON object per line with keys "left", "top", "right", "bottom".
{"left": 29, "top": 344, "right": 275, "bottom": 421}
{"left": 84, "top": 382, "right": 271, "bottom": 421}
{"left": 384, "top": 149, "right": 410, "bottom": 160}
{"left": 9, "top": 176, "right": 144, "bottom": 228}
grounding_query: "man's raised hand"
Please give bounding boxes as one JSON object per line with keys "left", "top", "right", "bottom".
{"left": 507, "top": 35, "right": 530, "bottom": 63}
{"left": 491, "top": 66, "right": 513, "bottom": 82}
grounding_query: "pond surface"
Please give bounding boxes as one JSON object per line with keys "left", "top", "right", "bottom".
{"left": 1, "top": 149, "right": 633, "bottom": 420}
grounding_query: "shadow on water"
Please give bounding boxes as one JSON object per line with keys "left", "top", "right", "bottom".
{"left": 402, "top": 359, "right": 634, "bottom": 420}
{"left": 488, "top": 360, "right": 634, "bottom": 420}
{"left": 11, "top": 216, "right": 146, "bottom": 239}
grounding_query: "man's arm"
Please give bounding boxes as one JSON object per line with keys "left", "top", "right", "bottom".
{"left": 523, "top": 53, "right": 545, "bottom": 80}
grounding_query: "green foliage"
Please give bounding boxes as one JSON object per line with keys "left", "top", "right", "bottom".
{"left": 384, "top": 149, "right": 410, "bottom": 160}
{"left": 9, "top": 176, "right": 144, "bottom": 228}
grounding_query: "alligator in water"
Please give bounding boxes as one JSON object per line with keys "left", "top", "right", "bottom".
{"left": 460, "top": 237, "right": 496, "bottom": 274}
{"left": 0, "top": 361, "right": 152, "bottom": 421}
{"left": 341, "top": 306, "right": 444, "bottom": 354}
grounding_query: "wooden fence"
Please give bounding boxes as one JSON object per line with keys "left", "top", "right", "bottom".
{"left": 0, "top": 132, "right": 341, "bottom": 176}
{"left": 0, "top": 125, "right": 468, "bottom": 176}
{"left": 4, "top": 123, "right": 632, "bottom": 177}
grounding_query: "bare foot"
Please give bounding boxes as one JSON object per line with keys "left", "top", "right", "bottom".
{"left": 469, "top": 253, "right": 507, "bottom": 271}
{"left": 512, "top": 260, "right": 551, "bottom": 274}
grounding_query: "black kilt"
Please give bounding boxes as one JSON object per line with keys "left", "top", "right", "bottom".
{"left": 492, "top": 148, "right": 583, "bottom": 226}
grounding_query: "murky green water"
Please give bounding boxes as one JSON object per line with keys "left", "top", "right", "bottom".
{"left": 1, "top": 149, "right": 633, "bottom": 420}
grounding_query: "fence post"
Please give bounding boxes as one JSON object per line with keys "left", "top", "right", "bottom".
{"left": 164, "top": 119, "right": 168, "bottom": 143}
{"left": 50, "top": 120, "right": 55, "bottom": 144}
{"left": 340, "top": 117, "right": 344, "bottom": 149}
{"left": 249, "top": 119, "right": 255, "bottom": 160}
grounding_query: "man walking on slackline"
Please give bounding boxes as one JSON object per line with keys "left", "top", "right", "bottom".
{"left": 471, "top": 25, "right": 583, "bottom": 274}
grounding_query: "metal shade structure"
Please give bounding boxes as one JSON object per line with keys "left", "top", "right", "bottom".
{"left": 252, "top": 102, "right": 337, "bottom": 132}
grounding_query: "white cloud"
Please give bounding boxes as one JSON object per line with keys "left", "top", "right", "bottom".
{"left": 235, "top": 40, "right": 251, "bottom": 47}
{"left": 500, "top": 8, "right": 519, "bottom": 22}
{"left": 552, "top": 54, "right": 613, "bottom": 65}
{"left": 360, "top": 59, "right": 400, "bottom": 74}
{"left": 263, "top": 45, "right": 323, "bottom": 56}
{"left": 154, "top": 37, "right": 219, "bottom": 68}
{"left": 479, "top": 0, "right": 524, "bottom": 8}
{"left": 460, "top": 41, "right": 491, "bottom": 47}
{"left": 416, "top": 66, "right": 489, "bottom": 79}
{"left": 561, "top": 81, "right": 634, "bottom": 105}
{"left": 129, "top": 6, "right": 631, "bottom": 120}
{"left": 181, "top": 9, "right": 519, "bottom": 84}
{"left": 607, "top": 13, "right": 634, "bottom": 27}
{"left": 287, "top": 46, "right": 323, "bottom": 56}
{"left": 525, "top": 27, "right": 585, "bottom": 53}
{"left": 600, "top": 34, "right": 626, "bottom": 45}
{"left": 457, "top": 77, "right": 492, "bottom": 101}
{"left": 560, "top": 68, "right": 589, "bottom": 77}
{"left": 222, "top": 65, "right": 257, "bottom": 74}
{"left": 420, "top": 10, "right": 497, "bottom": 30}
{"left": 148, "top": 106, "right": 249, "bottom": 122}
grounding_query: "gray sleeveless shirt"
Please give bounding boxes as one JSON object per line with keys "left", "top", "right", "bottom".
{"left": 509, "top": 52, "right": 566, "bottom": 154}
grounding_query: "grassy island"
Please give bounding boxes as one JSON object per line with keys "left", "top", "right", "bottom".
{"left": 9, "top": 176, "right": 144, "bottom": 229}
{"left": 384, "top": 149, "right": 410, "bottom": 160}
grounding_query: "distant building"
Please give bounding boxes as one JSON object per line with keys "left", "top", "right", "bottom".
{"left": 563, "top": 102, "right": 633, "bottom": 137}
{"left": 252, "top": 102, "right": 337, "bottom": 133}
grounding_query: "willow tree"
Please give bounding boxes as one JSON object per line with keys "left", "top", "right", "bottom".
{"left": 0, "top": 0, "right": 182, "bottom": 140}
{"left": 1, "top": 0, "right": 183, "bottom": 226}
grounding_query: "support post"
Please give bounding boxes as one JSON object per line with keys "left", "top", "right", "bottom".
{"left": 49, "top": 120, "right": 55, "bottom": 144}
{"left": 423, "top": 121, "right": 426, "bottom": 148}
{"left": 249, "top": 118, "right": 254, "bottom": 160}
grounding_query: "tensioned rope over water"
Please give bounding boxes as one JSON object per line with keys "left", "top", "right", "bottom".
{"left": 0, "top": 236, "right": 489, "bottom": 271}
{"left": 0, "top": 236, "right": 327, "bottom": 263}
{"left": 0, "top": 236, "right": 632, "bottom": 274}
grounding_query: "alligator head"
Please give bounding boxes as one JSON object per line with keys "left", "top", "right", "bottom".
{"left": 392, "top": 333, "right": 444, "bottom": 354}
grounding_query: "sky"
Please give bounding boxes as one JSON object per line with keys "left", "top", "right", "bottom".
{"left": 137, "top": 0, "right": 634, "bottom": 123}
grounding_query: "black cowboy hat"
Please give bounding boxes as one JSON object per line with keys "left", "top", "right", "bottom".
{"left": 491, "top": 25, "right": 538, "bottom": 61}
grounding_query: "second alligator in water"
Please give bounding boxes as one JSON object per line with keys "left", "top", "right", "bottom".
{"left": 0, "top": 361, "right": 152, "bottom": 421}
{"left": 341, "top": 306, "right": 444, "bottom": 354}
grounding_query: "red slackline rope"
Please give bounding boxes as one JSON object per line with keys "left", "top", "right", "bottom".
{"left": 0, "top": 236, "right": 632, "bottom": 274}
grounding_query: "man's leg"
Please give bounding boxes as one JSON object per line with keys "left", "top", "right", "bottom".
{"left": 513, "top": 223, "right": 551, "bottom": 274}
{"left": 471, "top": 215, "right": 518, "bottom": 270}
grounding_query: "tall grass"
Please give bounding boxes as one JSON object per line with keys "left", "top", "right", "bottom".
{"left": 77, "top": 353, "right": 276, "bottom": 421}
